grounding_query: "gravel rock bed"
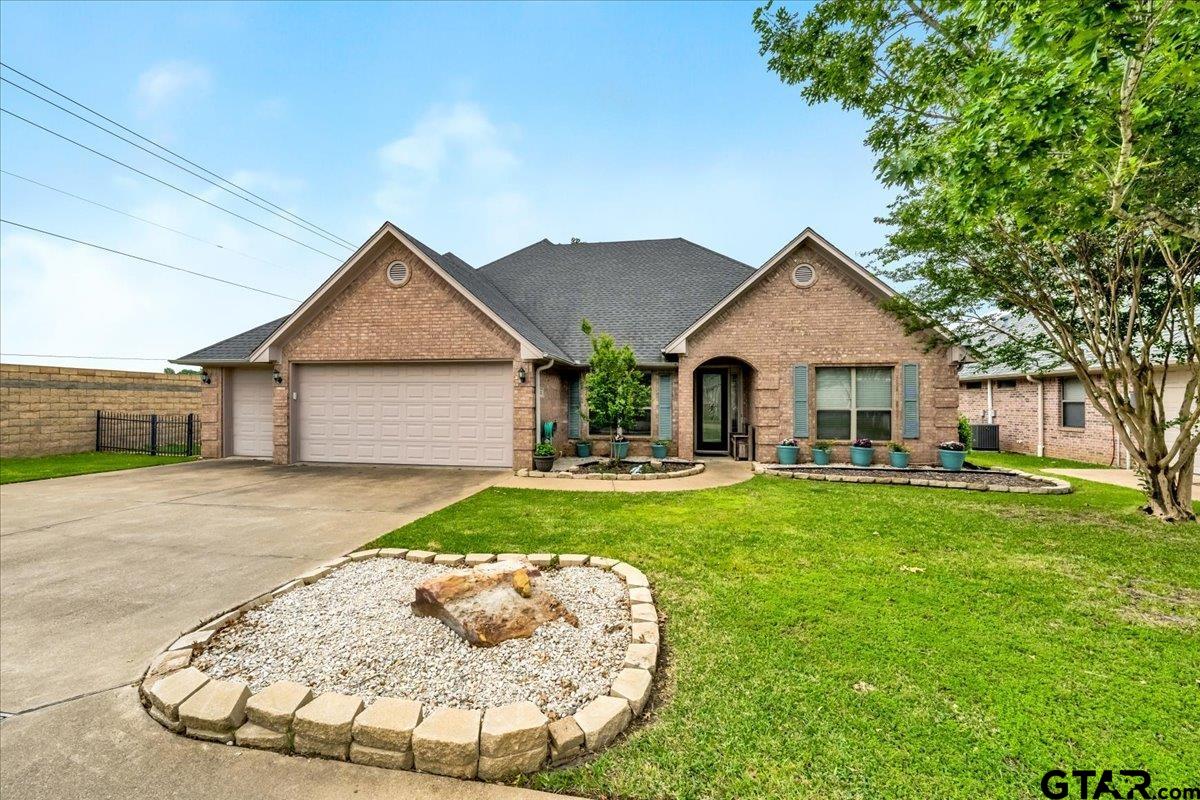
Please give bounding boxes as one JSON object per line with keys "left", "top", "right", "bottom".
{"left": 575, "top": 459, "right": 694, "bottom": 475}
{"left": 768, "top": 465, "right": 1049, "bottom": 488}
{"left": 194, "top": 559, "right": 631, "bottom": 718}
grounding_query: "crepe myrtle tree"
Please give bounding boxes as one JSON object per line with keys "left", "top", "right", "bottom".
{"left": 754, "top": 0, "right": 1199, "bottom": 520}
{"left": 580, "top": 319, "right": 651, "bottom": 453}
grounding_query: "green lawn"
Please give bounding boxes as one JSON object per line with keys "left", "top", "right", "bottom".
{"left": 969, "top": 450, "right": 1108, "bottom": 471}
{"left": 0, "top": 451, "right": 197, "bottom": 484}
{"left": 368, "top": 454, "right": 1198, "bottom": 800}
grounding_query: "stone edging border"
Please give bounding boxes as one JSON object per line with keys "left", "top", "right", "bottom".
{"left": 139, "top": 550, "right": 660, "bottom": 782}
{"left": 515, "top": 461, "right": 705, "bottom": 481}
{"left": 753, "top": 463, "right": 1073, "bottom": 494}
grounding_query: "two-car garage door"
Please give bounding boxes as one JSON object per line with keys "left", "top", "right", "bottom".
{"left": 294, "top": 363, "right": 513, "bottom": 467}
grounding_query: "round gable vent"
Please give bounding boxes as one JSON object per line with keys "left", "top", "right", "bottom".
{"left": 792, "top": 262, "right": 817, "bottom": 288}
{"left": 386, "top": 260, "right": 411, "bottom": 287}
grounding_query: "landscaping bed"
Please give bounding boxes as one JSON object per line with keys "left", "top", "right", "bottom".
{"left": 761, "top": 463, "right": 1069, "bottom": 491}
{"left": 574, "top": 459, "right": 695, "bottom": 476}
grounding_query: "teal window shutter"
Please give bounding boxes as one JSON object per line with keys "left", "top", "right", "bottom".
{"left": 658, "top": 373, "right": 673, "bottom": 439}
{"left": 568, "top": 377, "right": 582, "bottom": 438}
{"left": 793, "top": 365, "right": 809, "bottom": 438}
{"left": 902, "top": 363, "right": 920, "bottom": 439}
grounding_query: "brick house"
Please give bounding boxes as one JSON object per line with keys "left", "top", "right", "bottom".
{"left": 176, "top": 222, "right": 963, "bottom": 469}
{"left": 959, "top": 363, "right": 1198, "bottom": 473}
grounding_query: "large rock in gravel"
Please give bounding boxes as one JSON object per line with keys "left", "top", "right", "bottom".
{"left": 411, "top": 560, "right": 578, "bottom": 647}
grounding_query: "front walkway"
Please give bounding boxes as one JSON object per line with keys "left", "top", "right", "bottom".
{"left": 492, "top": 457, "right": 754, "bottom": 492}
{"left": 1045, "top": 468, "right": 1142, "bottom": 490}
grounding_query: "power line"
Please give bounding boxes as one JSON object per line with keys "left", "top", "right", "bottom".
{"left": 0, "top": 62, "right": 356, "bottom": 249}
{"left": 0, "top": 218, "right": 302, "bottom": 302}
{"left": 1, "top": 353, "right": 171, "bottom": 361}
{"left": 0, "top": 169, "right": 289, "bottom": 270}
{"left": 0, "top": 76, "right": 353, "bottom": 253}
{"left": 0, "top": 107, "right": 343, "bottom": 261}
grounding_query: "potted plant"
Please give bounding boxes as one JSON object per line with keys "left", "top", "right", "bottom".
{"left": 849, "top": 437, "right": 874, "bottom": 466}
{"left": 533, "top": 441, "right": 556, "bottom": 472}
{"left": 812, "top": 440, "right": 833, "bottom": 465}
{"left": 651, "top": 438, "right": 670, "bottom": 458}
{"left": 888, "top": 441, "right": 910, "bottom": 468}
{"left": 938, "top": 440, "right": 967, "bottom": 471}
{"left": 574, "top": 439, "right": 592, "bottom": 458}
{"left": 776, "top": 437, "right": 799, "bottom": 465}
{"left": 611, "top": 433, "right": 630, "bottom": 461}
{"left": 580, "top": 319, "right": 650, "bottom": 466}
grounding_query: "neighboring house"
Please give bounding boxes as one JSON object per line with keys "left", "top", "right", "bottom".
{"left": 959, "top": 363, "right": 1198, "bottom": 473}
{"left": 175, "top": 222, "right": 962, "bottom": 469}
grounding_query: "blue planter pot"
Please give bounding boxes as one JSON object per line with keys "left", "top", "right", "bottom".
{"left": 575, "top": 442, "right": 591, "bottom": 457}
{"left": 889, "top": 451, "right": 910, "bottom": 468}
{"left": 939, "top": 448, "right": 967, "bottom": 471}
{"left": 776, "top": 445, "right": 799, "bottom": 465}
{"left": 611, "top": 441, "right": 630, "bottom": 460}
{"left": 812, "top": 449, "right": 831, "bottom": 465}
{"left": 651, "top": 443, "right": 668, "bottom": 459}
{"left": 849, "top": 446, "right": 874, "bottom": 467}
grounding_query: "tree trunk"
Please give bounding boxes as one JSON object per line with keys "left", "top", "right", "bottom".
{"left": 1141, "top": 462, "right": 1195, "bottom": 522}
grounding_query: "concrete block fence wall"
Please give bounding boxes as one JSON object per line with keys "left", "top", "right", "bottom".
{"left": 0, "top": 363, "right": 202, "bottom": 457}
{"left": 141, "top": 550, "right": 660, "bottom": 782}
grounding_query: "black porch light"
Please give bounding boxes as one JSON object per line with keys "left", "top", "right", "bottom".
{"left": 517, "top": 366, "right": 527, "bottom": 383}
{"left": 272, "top": 368, "right": 283, "bottom": 384}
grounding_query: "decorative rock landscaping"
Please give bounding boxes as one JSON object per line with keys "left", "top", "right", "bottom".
{"left": 516, "top": 457, "right": 704, "bottom": 481}
{"left": 139, "top": 550, "right": 660, "bottom": 782}
{"left": 755, "top": 462, "right": 1073, "bottom": 493}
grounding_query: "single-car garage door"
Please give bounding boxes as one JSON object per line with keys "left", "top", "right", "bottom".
{"left": 230, "top": 369, "right": 275, "bottom": 458}
{"left": 295, "top": 363, "right": 513, "bottom": 467}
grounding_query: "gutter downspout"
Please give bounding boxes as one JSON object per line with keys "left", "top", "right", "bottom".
{"left": 986, "top": 379, "right": 995, "bottom": 424}
{"left": 1027, "top": 374, "right": 1044, "bottom": 456}
{"left": 533, "top": 359, "right": 554, "bottom": 444}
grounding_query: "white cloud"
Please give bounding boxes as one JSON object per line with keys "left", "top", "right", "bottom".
{"left": 135, "top": 61, "right": 211, "bottom": 113}
{"left": 379, "top": 103, "right": 517, "bottom": 176}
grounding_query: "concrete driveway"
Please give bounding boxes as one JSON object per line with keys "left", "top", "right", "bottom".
{"left": 0, "top": 460, "right": 556, "bottom": 799}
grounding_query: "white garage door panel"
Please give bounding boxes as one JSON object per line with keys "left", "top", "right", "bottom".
{"left": 296, "top": 363, "right": 513, "bottom": 467}
{"left": 231, "top": 369, "right": 274, "bottom": 458}
{"left": 1162, "top": 369, "right": 1199, "bottom": 475}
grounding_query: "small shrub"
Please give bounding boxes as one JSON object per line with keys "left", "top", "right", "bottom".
{"left": 813, "top": 440, "right": 833, "bottom": 452}
{"left": 654, "top": 438, "right": 672, "bottom": 447}
{"left": 852, "top": 437, "right": 874, "bottom": 448}
{"left": 958, "top": 414, "right": 974, "bottom": 452}
{"left": 534, "top": 442, "right": 557, "bottom": 457}
{"left": 889, "top": 441, "right": 910, "bottom": 453}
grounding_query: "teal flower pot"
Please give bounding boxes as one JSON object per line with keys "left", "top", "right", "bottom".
{"left": 812, "top": 449, "right": 831, "bottom": 465}
{"left": 651, "top": 443, "right": 668, "bottom": 459}
{"left": 849, "top": 446, "right": 874, "bottom": 467}
{"left": 611, "top": 440, "right": 630, "bottom": 460}
{"left": 939, "top": 448, "right": 967, "bottom": 471}
{"left": 575, "top": 442, "right": 591, "bottom": 457}
{"left": 889, "top": 451, "right": 910, "bottom": 469}
{"left": 776, "top": 445, "right": 799, "bottom": 465}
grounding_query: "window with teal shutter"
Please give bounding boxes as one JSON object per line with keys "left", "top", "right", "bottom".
{"left": 658, "top": 374, "right": 672, "bottom": 439}
{"left": 568, "top": 377, "right": 582, "bottom": 438}
{"left": 793, "top": 364, "right": 809, "bottom": 438}
{"left": 902, "top": 363, "right": 920, "bottom": 439}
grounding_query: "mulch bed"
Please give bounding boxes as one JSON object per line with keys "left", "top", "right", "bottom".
{"left": 575, "top": 459, "right": 695, "bottom": 475}
{"left": 768, "top": 465, "right": 1052, "bottom": 488}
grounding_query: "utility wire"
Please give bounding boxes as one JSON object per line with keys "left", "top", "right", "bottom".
{"left": 0, "top": 169, "right": 289, "bottom": 270}
{"left": 0, "top": 107, "right": 342, "bottom": 261}
{"left": 0, "top": 353, "right": 171, "bottom": 361}
{"left": 0, "top": 61, "right": 356, "bottom": 249}
{"left": 0, "top": 218, "right": 302, "bottom": 302}
{"left": 0, "top": 76, "right": 353, "bottom": 253}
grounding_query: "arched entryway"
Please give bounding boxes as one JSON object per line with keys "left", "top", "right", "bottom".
{"left": 692, "top": 357, "right": 756, "bottom": 459}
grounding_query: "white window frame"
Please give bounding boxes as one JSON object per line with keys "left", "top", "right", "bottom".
{"left": 1061, "top": 376, "right": 1086, "bottom": 429}
{"left": 816, "top": 366, "right": 894, "bottom": 440}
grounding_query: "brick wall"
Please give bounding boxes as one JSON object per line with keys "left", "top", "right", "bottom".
{"left": 959, "top": 376, "right": 1124, "bottom": 465}
{"left": 0, "top": 363, "right": 201, "bottom": 457}
{"left": 676, "top": 241, "right": 959, "bottom": 464}
{"left": 205, "top": 236, "right": 532, "bottom": 466}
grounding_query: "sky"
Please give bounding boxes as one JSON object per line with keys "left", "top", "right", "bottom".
{"left": 0, "top": 0, "right": 893, "bottom": 373}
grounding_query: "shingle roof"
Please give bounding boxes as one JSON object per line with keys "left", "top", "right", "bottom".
{"left": 479, "top": 238, "right": 754, "bottom": 363}
{"left": 175, "top": 316, "right": 287, "bottom": 363}
{"left": 177, "top": 233, "right": 753, "bottom": 365}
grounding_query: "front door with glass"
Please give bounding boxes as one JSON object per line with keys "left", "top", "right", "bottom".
{"left": 695, "top": 369, "right": 728, "bottom": 452}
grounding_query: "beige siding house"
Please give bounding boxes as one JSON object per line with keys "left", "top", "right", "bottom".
{"left": 177, "top": 222, "right": 962, "bottom": 469}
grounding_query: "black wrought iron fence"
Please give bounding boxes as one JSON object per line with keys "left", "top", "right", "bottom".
{"left": 95, "top": 411, "right": 196, "bottom": 456}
